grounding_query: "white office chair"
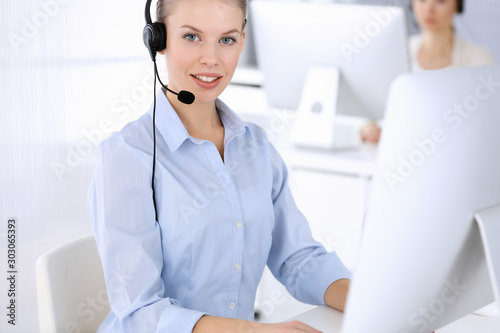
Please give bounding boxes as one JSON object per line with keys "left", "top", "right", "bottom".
{"left": 36, "top": 234, "right": 110, "bottom": 333}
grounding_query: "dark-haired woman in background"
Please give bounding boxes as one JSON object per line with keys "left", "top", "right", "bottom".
{"left": 361, "top": 0, "right": 496, "bottom": 143}
{"left": 410, "top": 0, "right": 495, "bottom": 71}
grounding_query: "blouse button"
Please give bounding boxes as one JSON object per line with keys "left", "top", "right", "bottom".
{"left": 228, "top": 302, "right": 236, "bottom": 310}
{"left": 234, "top": 263, "right": 242, "bottom": 271}
{"left": 235, "top": 221, "right": 244, "bottom": 229}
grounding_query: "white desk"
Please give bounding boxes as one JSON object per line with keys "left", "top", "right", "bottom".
{"left": 289, "top": 306, "right": 343, "bottom": 333}
{"left": 290, "top": 306, "right": 500, "bottom": 333}
{"left": 281, "top": 144, "right": 377, "bottom": 178}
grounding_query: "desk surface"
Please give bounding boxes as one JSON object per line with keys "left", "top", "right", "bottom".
{"left": 289, "top": 306, "right": 500, "bottom": 333}
{"left": 289, "top": 306, "right": 343, "bottom": 333}
{"left": 281, "top": 144, "right": 378, "bottom": 178}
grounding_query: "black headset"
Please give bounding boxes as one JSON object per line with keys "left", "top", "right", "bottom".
{"left": 142, "top": 0, "right": 246, "bottom": 221}
{"left": 143, "top": 0, "right": 167, "bottom": 62}
{"left": 143, "top": 0, "right": 195, "bottom": 104}
{"left": 143, "top": 0, "right": 195, "bottom": 222}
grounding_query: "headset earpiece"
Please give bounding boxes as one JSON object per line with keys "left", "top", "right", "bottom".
{"left": 143, "top": 22, "right": 166, "bottom": 61}
{"left": 143, "top": 0, "right": 166, "bottom": 61}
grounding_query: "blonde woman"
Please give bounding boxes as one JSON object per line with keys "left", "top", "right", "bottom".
{"left": 88, "top": 0, "right": 351, "bottom": 332}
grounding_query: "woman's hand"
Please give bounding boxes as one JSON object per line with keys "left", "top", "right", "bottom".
{"left": 360, "top": 121, "right": 381, "bottom": 144}
{"left": 193, "top": 316, "right": 322, "bottom": 333}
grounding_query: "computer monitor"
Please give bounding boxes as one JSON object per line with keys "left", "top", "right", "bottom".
{"left": 250, "top": 1, "right": 410, "bottom": 120}
{"left": 342, "top": 64, "right": 500, "bottom": 332}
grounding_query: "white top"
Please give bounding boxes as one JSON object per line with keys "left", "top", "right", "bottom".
{"left": 409, "top": 34, "right": 496, "bottom": 72}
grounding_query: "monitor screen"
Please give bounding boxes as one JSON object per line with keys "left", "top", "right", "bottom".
{"left": 342, "top": 64, "right": 500, "bottom": 332}
{"left": 250, "top": 1, "right": 410, "bottom": 120}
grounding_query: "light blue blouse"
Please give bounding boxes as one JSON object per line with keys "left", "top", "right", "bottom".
{"left": 87, "top": 89, "right": 351, "bottom": 332}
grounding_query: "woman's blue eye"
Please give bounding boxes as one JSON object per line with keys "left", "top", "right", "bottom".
{"left": 221, "top": 37, "right": 235, "bottom": 45}
{"left": 184, "top": 34, "right": 199, "bottom": 42}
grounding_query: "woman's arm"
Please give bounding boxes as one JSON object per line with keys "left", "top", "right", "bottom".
{"left": 89, "top": 137, "right": 206, "bottom": 332}
{"left": 360, "top": 121, "right": 381, "bottom": 144}
{"left": 324, "top": 278, "right": 350, "bottom": 312}
{"left": 190, "top": 273, "right": 350, "bottom": 332}
{"left": 191, "top": 279, "right": 350, "bottom": 332}
{"left": 264, "top": 142, "right": 352, "bottom": 308}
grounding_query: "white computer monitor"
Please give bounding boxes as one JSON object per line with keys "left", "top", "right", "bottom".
{"left": 342, "top": 64, "right": 500, "bottom": 332}
{"left": 250, "top": 1, "right": 410, "bottom": 120}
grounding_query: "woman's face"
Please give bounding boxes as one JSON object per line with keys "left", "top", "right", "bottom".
{"left": 162, "top": 0, "right": 245, "bottom": 106}
{"left": 413, "top": 0, "right": 458, "bottom": 33}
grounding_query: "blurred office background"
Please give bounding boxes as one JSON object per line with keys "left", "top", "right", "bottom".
{"left": 240, "top": 0, "right": 500, "bottom": 68}
{"left": 0, "top": 0, "right": 499, "bottom": 331}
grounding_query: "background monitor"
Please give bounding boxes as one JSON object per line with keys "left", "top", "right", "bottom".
{"left": 250, "top": 1, "right": 410, "bottom": 120}
{"left": 342, "top": 64, "right": 500, "bottom": 332}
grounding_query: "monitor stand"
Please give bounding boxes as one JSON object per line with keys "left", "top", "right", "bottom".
{"left": 291, "top": 66, "right": 363, "bottom": 150}
{"left": 473, "top": 203, "right": 500, "bottom": 317}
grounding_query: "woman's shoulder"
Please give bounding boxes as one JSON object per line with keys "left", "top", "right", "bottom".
{"left": 455, "top": 37, "right": 496, "bottom": 67}
{"left": 408, "top": 34, "right": 423, "bottom": 71}
{"left": 216, "top": 98, "right": 271, "bottom": 146}
{"left": 244, "top": 121, "right": 269, "bottom": 143}
{"left": 408, "top": 34, "right": 422, "bottom": 56}
{"left": 409, "top": 34, "right": 422, "bottom": 49}
{"left": 99, "top": 111, "right": 153, "bottom": 157}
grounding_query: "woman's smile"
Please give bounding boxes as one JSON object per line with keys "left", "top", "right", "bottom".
{"left": 191, "top": 73, "right": 223, "bottom": 89}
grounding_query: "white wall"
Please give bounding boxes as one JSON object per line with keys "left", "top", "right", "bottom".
{"left": 454, "top": 0, "right": 500, "bottom": 62}
{"left": 1, "top": 1, "right": 157, "bottom": 331}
